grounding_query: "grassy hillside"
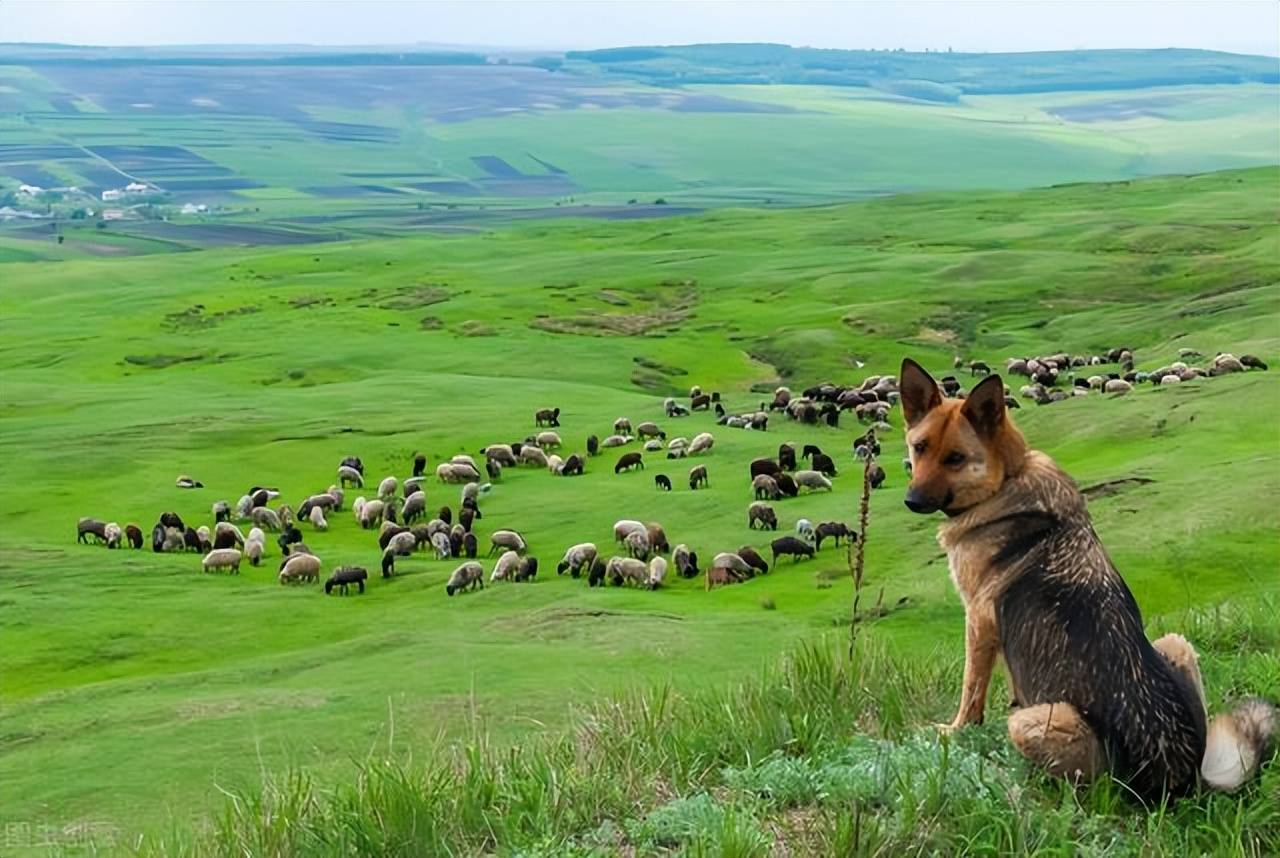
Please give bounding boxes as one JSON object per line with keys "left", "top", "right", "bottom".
{"left": 0, "top": 168, "right": 1277, "bottom": 853}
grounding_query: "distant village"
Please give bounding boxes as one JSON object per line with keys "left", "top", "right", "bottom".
{"left": 0, "top": 179, "right": 210, "bottom": 224}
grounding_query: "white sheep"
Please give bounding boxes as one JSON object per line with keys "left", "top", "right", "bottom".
{"left": 337, "top": 465, "right": 364, "bottom": 488}
{"left": 202, "top": 548, "right": 243, "bottom": 574}
{"left": 247, "top": 526, "right": 265, "bottom": 545}
{"left": 279, "top": 553, "right": 321, "bottom": 584}
{"left": 451, "top": 453, "right": 479, "bottom": 470}
{"left": 557, "top": 542, "right": 597, "bottom": 577}
{"left": 643, "top": 439, "right": 663, "bottom": 452}
{"left": 613, "top": 519, "right": 646, "bottom": 543}
{"left": 536, "top": 431, "right": 562, "bottom": 450}
{"left": 547, "top": 454, "right": 564, "bottom": 474}
{"left": 1105, "top": 379, "right": 1134, "bottom": 394}
{"left": 245, "top": 539, "right": 264, "bottom": 566}
{"left": 614, "top": 417, "right": 632, "bottom": 434}
{"left": 625, "top": 529, "right": 651, "bottom": 560}
{"left": 326, "top": 485, "right": 345, "bottom": 511}
{"left": 309, "top": 505, "right": 328, "bottom": 531}
{"left": 647, "top": 556, "right": 668, "bottom": 590}
{"left": 482, "top": 445, "right": 517, "bottom": 467}
{"left": 601, "top": 434, "right": 631, "bottom": 448}
{"left": 796, "top": 518, "right": 815, "bottom": 543}
{"left": 687, "top": 432, "right": 715, "bottom": 455}
{"left": 446, "top": 561, "right": 485, "bottom": 596}
{"left": 431, "top": 531, "right": 452, "bottom": 560}
{"left": 377, "top": 476, "right": 398, "bottom": 500}
{"left": 104, "top": 522, "right": 122, "bottom": 549}
{"left": 667, "top": 437, "right": 688, "bottom": 451}
{"left": 520, "top": 446, "right": 549, "bottom": 467}
{"left": 401, "top": 492, "right": 427, "bottom": 523}
{"left": 352, "top": 496, "right": 367, "bottom": 523}
{"left": 358, "top": 498, "right": 385, "bottom": 529}
{"left": 489, "top": 530, "right": 526, "bottom": 555}
{"left": 491, "top": 549, "right": 521, "bottom": 582}
{"left": 251, "top": 506, "right": 281, "bottom": 531}
{"left": 794, "top": 470, "right": 833, "bottom": 492}
{"left": 461, "top": 482, "right": 481, "bottom": 504}
{"left": 607, "top": 556, "right": 648, "bottom": 587}
{"left": 234, "top": 494, "right": 254, "bottom": 520}
{"left": 196, "top": 525, "right": 211, "bottom": 547}
{"left": 712, "top": 552, "right": 753, "bottom": 576}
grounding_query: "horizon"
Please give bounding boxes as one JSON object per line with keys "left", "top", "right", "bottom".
{"left": 2, "top": 1, "right": 1278, "bottom": 57}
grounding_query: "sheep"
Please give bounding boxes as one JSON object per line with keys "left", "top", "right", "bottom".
{"left": 753, "top": 474, "right": 782, "bottom": 501}
{"left": 970, "top": 361, "right": 991, "bottom": 377}
{"left": 794, "top": 520, "right": 817, "bottom": 547}
{"left": 647, "top": 556, "right": 668, "bottom": 589}
{"left": 535, "top": 407, "right": 561, "bottom": 427}
{"left": 446, "top": 561, "right": 485, "bottom": 596}
{"left": 1211, "top": 355, "right": 1246, "bottom": 375}
{"left": 158, "top": 526, "right": 185, "bottom": 552}
{"left": 644, "top": 438, "right": 663, "bottom": 452}
{"left": 483, "top": 444, "right": 518, "bottom": 467}
{"left": 1240, "top": 354, "right": 1268, "bottom": 371}
{"left": 326, "top": 485, "right": 345, "bottom": 511}
{"left": 182, "top": 526, "right": 202, "bottom": 552}
{"left": 691, "top": 394, "right": 711, "bottom": 411}
{"left": 514, "top": 556, "right": 539, "bottom": 582}
{"left": 491, "top": 550, "right": 521, "bottom": 582}
{"left": 297, "top": 493, "right": 338, "bottom": 518}
{"left": 814, "top": 522, "right": 856, "bottom": 550}
{"left": 601, "top": 434, "right": 631, "bottom": 448}
{"left": 125, "top": 523, "right": 143, "bottom": 550}
{"left": 431, "top": 531, "right": 453, "bottom": 560}
{"left": 381, "top": 532, "right": 417, "bottom": 576}
{"left": 451, "top": 454, "right": 479, "bottom": 471}
{"left": 520, "top": 446, "right": 549, "bottom": 468}
{"left": 636, "top": 421, "right": 665, "bottom": 440}
{"left": 325, "top": 566, "right": 368, "bottom": 595}
{"left": 437, "top": 463, "right": 478, "bottom": 484}
{"left": 586, "top": 434, "right": 600, "bottom": 456}
{"left": 212, "top": 500, "right": 231, "bottom": 523}
{"left": 461, "top": 482, "right": 482, "bottom": 507}
{"left": 614, "top": 417, "right": 632, "bottom": 434}
{"left": 337, "top": 465, "right": 364, "bottom": 488}
{"left": 376, "top": 476, "right": 398, "bottom": 500}
{"left": 202, "top": 548, "right": 242, "bottom": 574}
{"left": 547, "top": 454, "right": 564, "bottom": 475}
{"left": 277, "top": 524, "right": 303, "bottom": 554}
{"left": 654, "top": 474, "right": 672, "bottom": 491}
{"left": 615, "top": 451, "right": 644, "bottom": 473}
{"left": 309, "top": 505, "right": 328, "bottom": 531}
{"left": 245, "top": 539, "right": 264, "bottom": 567}
{"left": 749, "top": 458, "right": 781, "bottom": 481}
{"left": 175, "top": 474, "right": 204, "bottom": 489}
{"left": 667, "top": 436, "right": 688, "bottom": 451}
{"left": 707, "top": 566, "right": 746, "bottom": 588}
{"left": 673, "top": 544, "right": 699, "bottom": 578}
{"left": 613, "top": 519, "right": 646, "bottom": 544}
{"left": 459, "top": 506, "right": 479, "bottom": 532}
{"left": 159, "top": 512, "right": 186, "bottom": 531}
{"left": 279, "top": 553, "right": 321, "bottom": 584}
{"left": 489, "top": 530, "right": 527, "bottom": 556}
{"left": 232, "top": 495, "right": 254, "bottom": 520}
{"left": 711, "top": 552, "right": 753, "bottom": 577}
{"left": 401, "top": 491, "right": 428, "bottom": 524}
{"left": 736, "top": 546, "right": 769, "bottom": 576}
{"left": 625, "top": 529, "right": 651, "bottom": 560}
{"left": 794, "top": 470, "right": 832, "bottom": 492}
{"left": 687, "top": 463, "right": 710, "bottom": 490}
{"left": 771, "top": 536, "right": 815, "bottom": 563}
{"left": 77, "top": 517, "right": 108, "bottom": 544}
{"left": 340, "top": 455, "right": 365, "bottom": 475}
{"left": 358, "top": 498, "right": 386, "bottom": 529}
{"left": 1104, "top": 378, "right": 1134, "bottom": 394}
{"left": 557, "top": 543, "right": 598, "bottom": 577}
{"left": 666, "top": 447, "right": 688, "bottom": 460}
{"left": 213, "top": 522, "right": 245, "bottom": 550}
{"left": 486, "top": 459, "right": 502, "bottom": 480}
{"left": 607, "top": 556, "right": 649, "bottom": 587}
{"left": 536, "top": 431, "right": 562, "bottom": 450}
{"left": 774, "top": 472, "right": 799, "bottom": 498}
{"left": 561, "top": 454, "right": 585, "bottom": 476}
{"left": 748, "top": 502, "right": 778, "bottom": 530}
{"left": 690, "top": 385, "right": 703, "bottom": 398}
{"left": 352, "top": 496, "right": 367, "bottom": 522}
{"left": 810, "top": 453, "right": 838, "bottom": 478}
{"left": 103, "top": 522, "right": 122, "bottom": 549}
{"left": 868, "top": 463, "right": 886, "bottom": 490}
{"left": 666, "top": 400, "right": 690, "bottom": 417}
{"left": 250, "top": 506, "right": 281, "bottom": 531}
{"left": 245, "top": 526, "right": 263, "bottom": 546}
{"left": 463, "top": 531, "right": 478, "bottom": 559}
{"left": 687, "top": 432, "right": 715, "bottom": 455}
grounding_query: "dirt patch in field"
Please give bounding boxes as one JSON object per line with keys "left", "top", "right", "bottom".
{"left": 121, "top": 352, "right": 238, "bottom": 369}
{"left": 455, "top": 319, "right": 497, "bottom": 336}
{"left": 1082, "top": 476, "right": 1155, "bottom": 500}
{"left": 633, "top": 356, "right": 688, "bottom": 376}
{"left": 289, "top": 295, "right": 335, "bottom": 309}
{"left": 419, "top": 315, "right": 444, "bottom": 330}
{"left": 530, "top": 283, "right": 697, "bottom": 337}
{"left": 378, "top": 284, "right": 450, "bottom": 310}
{"left": 492, "top": 607, "right": 684, "bottom": 640}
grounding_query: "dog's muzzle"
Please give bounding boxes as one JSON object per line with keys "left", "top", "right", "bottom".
{"left": 904, "top": 487, "right": 953, "bottom": 515}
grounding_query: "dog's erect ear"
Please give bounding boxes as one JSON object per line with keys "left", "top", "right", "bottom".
{"left": 899, "top": 358, "right": 943, "bottom": 426}
{"left": 961, "top": 374, "right": 1007, "bottom": 437}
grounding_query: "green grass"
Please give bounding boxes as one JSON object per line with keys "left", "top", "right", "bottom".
{"left": 0, "top": 167, "right": 1277, "bottom": 853}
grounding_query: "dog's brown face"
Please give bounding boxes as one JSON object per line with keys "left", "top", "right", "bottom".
{"left": 900, "top": 358, "right": 1025, "bottom": 516}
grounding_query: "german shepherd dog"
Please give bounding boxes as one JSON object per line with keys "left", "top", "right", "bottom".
{"left": 899, "top": 358, "right": 1275, "bottom": 799}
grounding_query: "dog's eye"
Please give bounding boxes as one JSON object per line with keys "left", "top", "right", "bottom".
{"left": 943, "top": 452, "right": 966, "bottom": 466}
{"left": 912, "top": 441, "right": 927, "bottom": 455}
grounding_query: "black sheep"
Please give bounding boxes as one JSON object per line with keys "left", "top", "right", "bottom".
{"left": 250, "top": 489, "right": 270, "bottom": 509}
{"left": 462, "top": 497, "right": 481, "bottom": 517}
{"left": 814, "top": 522, "right": 857, "bottom": 550}
{"left": 381, "top": 553, "right": 395, "bottom": 578}
{"left": 125, "top": 524, "right": 144, "bottom": 550}
{"left": 325, "top": 566, "right": 368, "bottom": 595}
{"left": 413, "top": 453, "right": 427, "bottom": 477}
{"left": 714, "top": 402, "right": 725, "bottom": 417}
{"left": 771, "top": 536, "right": 815, "bottom": 563}
{"left": 615, "top": 451, "right": 644, "bottom": 473}
{"left": 535, "top": 407, "right": 561, "bottom": 427}
{"left": 561, "top": 454, "right": 584, "bottom": 476}
{"left": 514, "top": 556, "right": 539, "bottom": 582}
{"left": 822, "top": 404, "right": 840, "bottom": 428}
{"left": 801, "top": 444, "right": 822, "bottom": 461}
{"left": 341, "top": 455, "right": 364, "bottom": 475}
{"left": 775, "top": 472, "right": 799, "bottom": 498}
{"left": 212, "top": 529, "right": 239, "bottom": 551}
{"left": 159, "top": 511, "right": 185, "bottom": 532}
{"left": 675, "top": 549, "right": 699, "bottom": 579}
{"left": 778, "top": 443, "right": 797, "bottom": 471}
{"left": 737, "top": 546, "right": 770, "bottom": 576}
{"left": 868, "top": 463, "right": 886, "bottom": 489}
{"left": 691, "top": 394, "right": 711, "bottom": 411}
{"left": 587, "top": 557, "right": 607, "bottom": 587}
{"left": 277, "top": 524, "right": 303, "bottom": 554}
{"left": 688, "top": 465, "right": 708, "bottom": 490}
{"left": 486, "top": 459, "right": 502, "bottom": 480}
{"left": 811, "top": 453, "right": 838, "bottom": 478}
{"left": 183, "top": 527, "right": 202, "bottom": 552}
{"left": 463, "top": 532, "right": 478, "bottom": 559}
{"left": 749, "top": 458, "right": 781, "bottom": 480}
{"left": 438, "top": 506, "right": 452, "bottom": 526}
{"left": 150, "top": 523, "right": 166, "bottom": 552}
{"left": 586, "top": 435, "right": 599, "bottom": 456}
{"left": 459, "top": 506, "right": 477, "bottom": 532}
{"left": 77, "top": 518, "right": 107, "bottom": 544}
{"left": 654, "top": 474, "right": 672, "bottom": 491}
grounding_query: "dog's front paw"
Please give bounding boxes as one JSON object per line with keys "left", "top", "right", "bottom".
{"left": 934, "top": 721, "right": 961, "bottom": 735}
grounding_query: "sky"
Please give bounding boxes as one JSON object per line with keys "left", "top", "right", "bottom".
{"left": 1, "top": 0, "right": 1277, "bottom": 56}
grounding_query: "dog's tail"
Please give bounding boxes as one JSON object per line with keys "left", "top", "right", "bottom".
{"left": 1201, "top": 697, "right": 1278, "bottom": 791}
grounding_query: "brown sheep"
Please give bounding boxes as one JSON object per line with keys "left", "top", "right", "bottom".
{"left": 748, "top": 502, "right": 778, "bottom": 530}
{"left": 689, "top": 464, "right": 709, "bottom": 490}
{"left": 645, "top": 523, "right": 670, "bottom": 554}
{"left": 615, "top": 451, "right": 644, "bottom": 473}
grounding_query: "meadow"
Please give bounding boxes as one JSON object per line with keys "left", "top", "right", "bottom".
{"left": 0, "top": 166, "right": 1277, "bottom": 854}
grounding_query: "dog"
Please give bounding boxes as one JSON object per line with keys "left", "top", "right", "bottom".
{"left": 899, "top": 357, "right": 1275, "bottom": 800}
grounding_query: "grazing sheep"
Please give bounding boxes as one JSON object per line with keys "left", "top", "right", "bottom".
{"left": 183, "top": 526, "right": 202, "bottom": 552}
{"left": 625, "top": 529, "right": 651, "bottom": 560}
{"left": 711, "top": 552, "right": 753, "bottom": 578}
{"left": 449, "top": 524, "right": 465, "bottom": 557}
{"left": 491, "top": 550, "right": 521, "bottom": 582}
{"left": 437, "top": 462, "right": 479, "bottom": 484}
{"left": 810, "top": 453, "right": 838, "bottom": 478}
{"left": 520, "top": 446, "right": 549, "bottom": 468}
{"left": 202, "top": 548, "right": 242, "bottom": 574}
{"left": 750, "top": 458, "right": 781, "bottom": 480}
{"left": 125, "top": 523, "right": 144, "bottom": 550}
{"left": 607, "top": 556, "right": 649, "bottom": 587}
{"left": 279, "top": 553, "right": 321, "bottom": 585}
{"left": 868, "top": 463, "right": 886, "bottom": 490}
{"left": 326, "top": 485, "right": 345, "bottom": 511}
{"left": 212, "top": 500, "right": 231, "bottom": 523}
{"left": 463, "top": 532, "right": 478, "bottom": 558}
{"left": 277, "top": 524, "right": 303, "bottom": 553}
{"left": 340, "top": 455, "right": 365, "bottom": 475}
{"left": 359, "top": 498, "right": 386, "bottom": 529}
{"left": 381, "top": 531, "right": 418, "bottom": 576}
{"left": 514, "top": 556, "right": 539, "bottom": 582}
{"left": 103, "top": 522, "right": 122, "bottom": 549}
{"left": 748, "top": 502, "right": 777, "bottom": 531}
{"left": 654, "top": 474, "right": 672, "bottom": 491}
{"left": 646, "top": 523, "right": 670, "bottom": 554}
{"left": 245, "top": 539, "right": 264, "bottom": 567}
{"left": 690, "top": 385, "right": 703, "bottom": 398}
{"left": 774, "top": 472, "right": 799, "bottom": 498}
{"left": 352, "top": 496, "right": 367, "bottom": 522}
{"left": 614, "top": 417, "right": 633, "bottom": 434}
{"left": 489, "top": 530, "right": 527, "bottom": 556}
{"left": 814, "top": 522, "right": 856, "bottom": 550}
{"left": 794, "top": 470, "right": 833, "bottom": 492}
{"left": 486, "top": 459, "right": 502, "bottom": 480}
{"left": 771, "top": 536, "right": 815, "bottom": 563}
{"left": 691, "top": 394, "right": 711, "bottom": 411}
{"left": 376, "top": 476, "right": 397, "bottom": 500}
{"left": 644, "top": 438, "right": 663, "bottom": 452}
{"left": 687, "top": 432, "right": 715, "bottom": 455}
{"left": 338, "top": 465, "right": 364, "bottom": 488}
{"left": 665, "top": 399, "right": 690, "bottom": 417}
{"left": 613, "top": 519, "right": 646, "bottom": 543}
{"left": 536, "top": 431, "right": 562, "bottom": 450}
{"left": 309, "top": 505, "right": 328, "bottom": 531}
{"left": 673, "top": 544, "right": 699, "bottom": 578}
{"left": 410, "top": 452, "right": 428, "bottom": 478}
{"left": 446, "top": 561, "right": 485, "bottom": 596}
{"left": 615, "top": 451, "right": 644, "bottom": 473}
{"left": 535, "top": 407, "right": 561, "bottom": 427}
{"left": 795, "top": 518, "right": 815, "bottom": 543}
{"left": 77, "top": 517, "right": 108, "bottom": 544}
{"left": 483, "top": 444, "right": 518, "bottom": 467}
{"left": 158, "top": 526, "right": 185, "bottom": 553}
{"left": 1104, "top": 378, "right": 1134, "bottom": 394}
{"left": 401, "top": 492, "right": 427, "bottom": 524}
{"left": 547, "top": 454, "right": 565, "bottom": 475}
{"left": 752, "top": 474, "right": 782, "bottom": 501}
{"left": 297, "top": 493, "right": 338, "bottom": 518}
{"left": 689, "top": 464, "right": 709, "bottom": 490}
{"left": 557, "top": 543, "right": 598, "bottom": 577}
{"left": 431, "top": 531, "right": 452, "bottom": 560}
{"left": 175, "top": 475, "right": 204, "bottom": 489}
{"left": 213, "top": 522, "right": 245, "bottom": 550}
{"left": 647, "top": 556, "right": 668, "bottom": 589}
{"left": 326, "top": 566, "right": 368, "bottom": 595}
{"left": 459, "top": 506, "right": 479, "bottom": 532}
{"left": 666, "top": 447, "right": 688, "bottom": 460}
{"left": 601, "top": 434, "right": 631, "bottom": 448}
{"left": 970, "top": 361, "right": 991, "bottom": 377}
{"left": 636, "top": 421, "right": 665, "bottom": 440}
{"left": 777, "top": 443, "right": 797, "bottom": 472}
{"left": 250, "top": 506, "right": 281, "bottom": 531}
{"left": 1240, "top": 354, "right": 1268, "bottom": 371}
{"left": 737, "top": 546, "right": 769, "bottom": 576}
{"left": 195, "top": 526, "right": 213, "bottom": 552}
{"left": 561, "top": 454, "right": 585, "bottom": 476}
{"left": 707, "top": 566, "right": 746, "bottom": 588}
{"left": 586, "top": 434, "right": 600, "bottom": 456}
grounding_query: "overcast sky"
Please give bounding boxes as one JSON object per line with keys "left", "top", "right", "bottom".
{"left": 2, "top": 1, "right": 1277, "bottom": 56}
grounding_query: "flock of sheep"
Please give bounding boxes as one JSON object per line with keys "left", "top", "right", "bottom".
{"left": 74, "top": 344, "right": 1264, "bottom": 598}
